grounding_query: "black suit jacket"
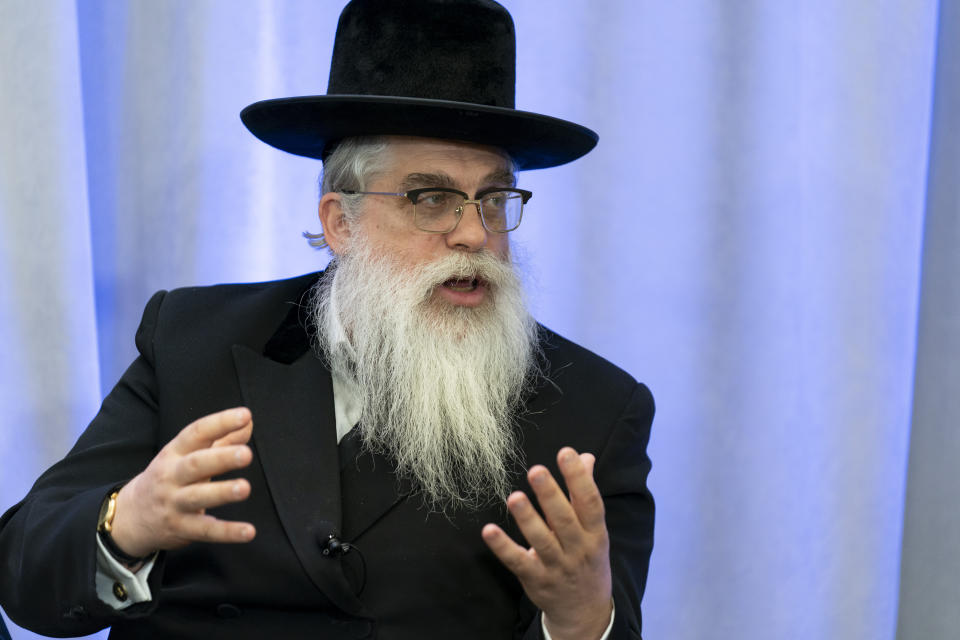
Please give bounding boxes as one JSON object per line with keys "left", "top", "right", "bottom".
{"left": 0, "top": 271, "right": 654, "bottom": 639}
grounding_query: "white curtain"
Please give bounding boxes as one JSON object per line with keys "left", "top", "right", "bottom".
{"left": 0, "top": 1, "right": 953, "bottom": 638}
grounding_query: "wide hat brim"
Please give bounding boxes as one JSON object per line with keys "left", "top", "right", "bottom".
{"left": 240, "top": 94, "right": 598, "bottom": 171}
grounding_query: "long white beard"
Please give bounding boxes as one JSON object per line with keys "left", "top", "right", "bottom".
{"left": 312, "top": 241, "right": 540, "bottom": 511}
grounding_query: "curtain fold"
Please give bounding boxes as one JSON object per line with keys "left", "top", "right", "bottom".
{"left": 0, "top": 0, "right": 100, "bottom": 520}
{"left": 896, "top": 0, "right": 960, "bottom": 636}
{"left": 0, "top": 2, "right": 953, "bottom": 638}
{"left": 0, "top": 2, "right": 103, "bottom": 638}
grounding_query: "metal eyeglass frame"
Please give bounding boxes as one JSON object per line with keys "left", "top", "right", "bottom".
{"left": 340, "top": 187, "right": 533, "bottom": 233}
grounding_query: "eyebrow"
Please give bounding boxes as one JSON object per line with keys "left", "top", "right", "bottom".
{"left": 399, "top": 172, "right": 456, "bottom": 191}
{"left": 398, "top": 169, "right": 517, "bottom": 192}
{"left": 481, "top": 169, "right": 518, "bottom": 189}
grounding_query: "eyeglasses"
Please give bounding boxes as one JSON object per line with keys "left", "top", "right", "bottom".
{"left": 340, "top": 187, "right": 532, "bottom": 233}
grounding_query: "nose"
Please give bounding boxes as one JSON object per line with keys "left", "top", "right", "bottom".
{"left": 444, "top": 202, "right": 488, "bottom": 251}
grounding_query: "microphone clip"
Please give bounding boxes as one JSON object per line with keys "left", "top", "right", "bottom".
{"left": 321, "top": 533, "right": 352, "bottom": 557}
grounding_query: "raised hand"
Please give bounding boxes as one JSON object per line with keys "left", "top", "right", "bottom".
{"left": 109, "top": 407, "right": 257, "bottom": 559}
{"left": 482, "top": 447, "right": 613, "bottom": 640}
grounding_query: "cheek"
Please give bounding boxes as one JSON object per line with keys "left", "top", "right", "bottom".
{"left": 402, "top": 236, "right": 452, "bottom": 264}
{"left": 488, "top": 233, "right": 511, "bottom": 259}
{"left": 351, "top": 214, "right": 400, "bottom": 249}
{"left": 355, "top": 220, "right": 443, "bottom": 262}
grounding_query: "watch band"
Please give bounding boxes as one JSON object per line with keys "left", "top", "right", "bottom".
{"left": 97, "top": 490, "right": 150, "bottom": 566}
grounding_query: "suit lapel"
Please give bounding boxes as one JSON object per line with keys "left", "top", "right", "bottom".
{"left": 338, "top": 430, "right": 413, "bottom": 541}
{"left": 232, "top": 342, "right": 368, "bottom": 617}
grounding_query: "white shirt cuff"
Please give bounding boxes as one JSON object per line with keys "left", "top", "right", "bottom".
{"left": 541, "top": 601, "right": 615, "bottom": 640}
{"left": 95, "top": 535, "right": 156, "bottom": 609}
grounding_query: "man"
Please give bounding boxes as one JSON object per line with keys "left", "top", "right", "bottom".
{"left": 0, "top": 1, "right": 654, "bottom": 639}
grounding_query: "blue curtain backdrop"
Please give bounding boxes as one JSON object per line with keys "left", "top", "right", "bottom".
{"left": 1, "top": 1, "right": 956, "bottom": 638}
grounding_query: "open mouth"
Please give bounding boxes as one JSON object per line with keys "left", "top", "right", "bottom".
{"left": 442, "top": 277, "right": 481, "bottom": 292}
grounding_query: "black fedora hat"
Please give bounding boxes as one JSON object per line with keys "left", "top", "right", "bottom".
{"left": 240, "top": 0, "right": 598, "bottom": 170}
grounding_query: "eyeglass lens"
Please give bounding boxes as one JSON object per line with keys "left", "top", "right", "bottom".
{"left": 413, "top": 190, "right": 524, "bottom": 232}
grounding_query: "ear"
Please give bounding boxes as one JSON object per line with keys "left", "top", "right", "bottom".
{"left": 318, "top": 192, "right": 352, "bottom": 255}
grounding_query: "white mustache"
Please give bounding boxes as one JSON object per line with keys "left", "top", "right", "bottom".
{"left": 414, "top": 251, "right": 513, "bottom": 299}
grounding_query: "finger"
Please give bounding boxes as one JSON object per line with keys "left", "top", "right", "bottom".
{"left": 557, "top": 448, "right": 606, "bottom": 531}
{"left": 506, "top": 489, "right": 565, "bottom": 564}
{"left": 580, "top": 452, "right": 596, "bottom": 476}
{"left": 170, "top": 407, "right": 252, "bottom": 455}
{"left": 174, "top": 478, "right": 251, "bottom": 512}
{"left": 212, "top": 422, "right": 253, "bottom": 448}
{"left": 173, "top": 444, "right": 252, "bottom": 485}
{"left": 178, "top": 513, "right": 256, "bottom": 545}
{"left": 527, "top": 465, "right": 585, "bottom": 550}
{"left": 481, "top": 523, "right": 540, "bottom": 581}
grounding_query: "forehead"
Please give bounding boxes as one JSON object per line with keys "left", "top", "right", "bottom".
{"left": 377, "top": 136, "right": 515, "bottom": 187}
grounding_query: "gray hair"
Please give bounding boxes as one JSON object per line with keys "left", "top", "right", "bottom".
{"left": 304, "top": 136, "right": 519, "bottom": 249}
{"left": 304, "top": 136, "right": 391, "bottom": 249}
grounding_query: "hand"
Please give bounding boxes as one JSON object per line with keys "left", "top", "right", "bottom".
{"left": 482, "top": 447, "right": 612, "bottom": 640}
{"left": 109, "top": 407, "right": 257, "bottom": 558}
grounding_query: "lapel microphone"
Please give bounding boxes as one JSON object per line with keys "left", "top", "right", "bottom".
{"left": 320, "top": 533, "right": 351, "bottom": 557}
{"left": 319, "top": 532, "right": 367, "bottom": 595}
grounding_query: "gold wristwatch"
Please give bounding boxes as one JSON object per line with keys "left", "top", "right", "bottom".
{"left": 97, "top": 489, "right": 148, "bottom": 565}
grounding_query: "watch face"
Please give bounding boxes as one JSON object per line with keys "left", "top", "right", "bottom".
{"left": 98, "top": 491, "right": 117, "bottom": 534}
